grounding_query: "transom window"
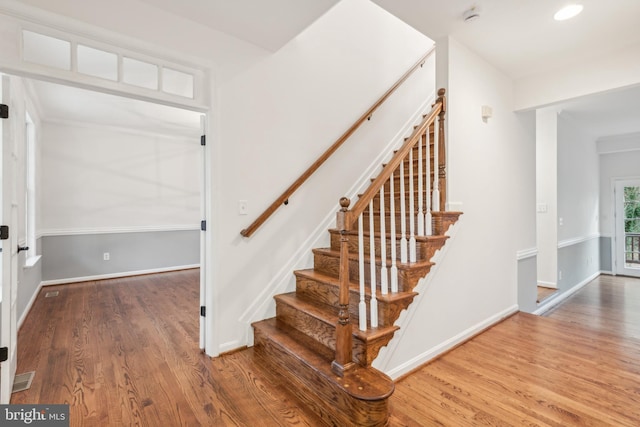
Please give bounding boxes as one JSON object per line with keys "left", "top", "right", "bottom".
{"left": 21, "top": 29, "right": 197, "bottom": 100}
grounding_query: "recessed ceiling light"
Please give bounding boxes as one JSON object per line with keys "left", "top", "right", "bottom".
{"left": 554, "top": 4, "right": 583, "bottom": 21}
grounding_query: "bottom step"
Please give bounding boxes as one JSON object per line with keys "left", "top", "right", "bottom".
{"left": 253, "top": 318, "right": 394, "bottom": 427}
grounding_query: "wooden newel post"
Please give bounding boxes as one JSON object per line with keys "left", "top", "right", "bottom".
{"left": 332, "top": 197, "right": 355, "bottom": 376}
{"left": 437, "top": 88, "right": 447, "bottom": 212}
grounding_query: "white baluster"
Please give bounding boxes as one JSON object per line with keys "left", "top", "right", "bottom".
{"left": 358, "top": 214, "right": 366, "bottom": 331}
{"left": 409, "top": 145, "right": 417, "bottom": 262}
{"left": 425, "top": 130, "right": 433, "bottom": 235}
{"left": 432, "top": 121, "right": 440, "bottom": 212}
{"left": 369, "top": 200, "right": 378, "bottom": 328}
{"left": 399, "top": 159, "right": 408, "bottom": 263}
{"left": 417, "top": 133, "right": 425, "bottom": 236}
{"left": 379, "top": 187, "right": 388, "bottom": 295}
{"left": 389, "top": 171, "right": 399, "bottom": 293}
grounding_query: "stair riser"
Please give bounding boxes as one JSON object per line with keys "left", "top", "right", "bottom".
{"left": 276, "top": 299, "right": 383, "bottom": 366}
{"left": 276, "top": 300, "right": 337, "bottom": 350}
{"left": 372, "top": 171, "right": 437, "bottom": 189}
{"left": 384, "top": 155, "right": 437, "bottom": 173}
{"left": 366, "top": 192, "right": 436, "bottom": 212}
{"left": 295, "top": 276, "right": 416, "bottom": 328}
{"left": 313, "top": 252, "right": 431, "bottom": 292}
{"left": 360, "top": 212, "right": 456, "bottom": 236}
{"left": 329, "top": 232, "right": 445, "bottom": 262}
{"left": 360, "top": 212, "right": 438, "bottom": 236}
{"left": 254, "top": 329, "right": 390, "bottom": 427}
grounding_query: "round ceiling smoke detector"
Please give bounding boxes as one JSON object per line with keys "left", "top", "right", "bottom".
{"left": 463, "top": 7, "right": 480, "bottom": 23}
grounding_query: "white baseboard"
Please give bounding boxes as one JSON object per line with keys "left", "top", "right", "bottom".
{"left": 384, "top": 304, "right": 519, "bottom": 380}
{"left": 40, "top": 264, "right": 200, "bottom": 286}
{"left": 218, "top": 340, "right": 245, "bottom": 355}
{"left": 18, "top": 281, "right": 43, "bottom": 330}
{"left": 533, "top": 271, "right": 600, "bottom": 315}
{"left": 537, "top": 280, "right": 557, "bottom": 288}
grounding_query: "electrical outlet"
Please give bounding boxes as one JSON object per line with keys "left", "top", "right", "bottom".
{"left": 559, "top": 270, "right": 562, "bottom": 280}
{"left": 238, "top": 200, "right": 248, "bottom": 215}
{"left": 103, "top": 252, "right": 110, "bottom": 261}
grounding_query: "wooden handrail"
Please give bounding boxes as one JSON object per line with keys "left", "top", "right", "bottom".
{"left": 333, "top": 89, "right": 446, "bottom": 372}
{"left": 347, "top": 90, "right": 445, "bottom": 228}
{"left": 240, "top": 47, "right": 437, "bottom": 238}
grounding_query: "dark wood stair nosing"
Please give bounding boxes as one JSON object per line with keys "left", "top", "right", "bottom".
{"left": 253, "top": 318, "right": 394, "bottom": 406}
{"left": 275, "top": 292, "right": 400, "bottom": 343}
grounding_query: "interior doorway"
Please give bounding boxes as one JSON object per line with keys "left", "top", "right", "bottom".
{"left": 615, "top": 179, "right": 640, "bottom": 277}
{"left": 1, "top": 73, "right": 207, "bottom": 400}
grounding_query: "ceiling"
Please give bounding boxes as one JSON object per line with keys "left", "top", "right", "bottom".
{"left": 26, "top": 0, "right": 640, "bottom": 141}
{"left": 369, "top": 0, "right": 640, "bottom": 140}
{"left": 372, "top": 0, "right": 640, "bottom": 80}
{"left": 136, "top": 0, "right": 340, "bottom": 52}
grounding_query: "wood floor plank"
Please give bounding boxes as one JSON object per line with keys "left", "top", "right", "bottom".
{"left": 13, "top": 271, "right": 640, "bottom": 426}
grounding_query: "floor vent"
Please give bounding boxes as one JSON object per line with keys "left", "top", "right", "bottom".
{"left": 12, "top": 371, "right": 35, "bottom": 393}
{"left": 45, "top": 291, "right": 59, "bottom": 298}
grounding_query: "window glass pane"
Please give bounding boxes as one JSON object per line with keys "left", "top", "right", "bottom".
{"left": 162, "top": 68, "right": 194, "bottom": 98}
{"left": 77, "top": 45, "right": 118, "bottom": 81}
{"left": 22, "top": 30, "right": 71, "bottom": 70}
{"left": 122, "top": 57, "right": 158, "bottom": 90}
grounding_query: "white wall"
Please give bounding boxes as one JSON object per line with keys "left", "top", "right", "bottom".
{"left": 536, "top": 108, "right": 558, "bottom": 286}
{"left": 213, "top": 0, "right": 435, "bottom": 353}
{"left": 376, "top": 37, "right": 536, "bottom": 377}
{"left": 515, "top": 42, "right": 640, "bottom": 111}
{"left": 40, "top": 122, "right": 200, "bottom": 233}
{"left": 557, "top": 114, "right": 599, "bottom": 242}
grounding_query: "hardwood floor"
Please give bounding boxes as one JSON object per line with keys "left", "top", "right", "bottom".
{"left": 14, "top": 272, "right": 640, "bottom": 426}
{"left": 544, "top": 274, "right": 640, "bottom": 338}
{"left": 391, "top": 274, "right": 640, "bottom": 426}
{"left": 13, "top": 270, "right": 323, "bottom": 426}
{"left": 536, "top": 285, "right": 557, "bottom": 303}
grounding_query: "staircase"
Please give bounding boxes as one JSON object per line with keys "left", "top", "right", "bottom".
{"left": 252, "top": 89, "right": 461, "bottom": 426}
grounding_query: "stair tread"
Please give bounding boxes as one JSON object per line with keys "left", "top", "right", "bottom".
{"left": 327, "top": 228, "right": 449, "bottom": 243}
{"left": 253, "top": 318, "right": 394, "bottom": 401}
{"left": 275, "top": 292, "right": 400, "bottom": 342}
{"left": 294, "top": 269, "right": 418, "bottom": 302}
{"left": 313, "top": 247, "right": 435, "bottom": 269}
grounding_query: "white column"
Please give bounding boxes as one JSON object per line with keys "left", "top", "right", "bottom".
{"left": 417, "top": 133, "right": 425, "bottom": 236}
{"left": 389, "top": 171, "right": 398, "bottom": 293}
{"left": 399, "top": 159, "right": 408, "bottom": 263}
{"left": 425, "top": 130, "right": 433, "bottom": 235}
{"left": 379, "top": 187, "right": 388, "bottom": 295}
{"left": 358, "top": 214, "right": 367, "bottom": 331}
{"left": 432, "top": 121, "right": 440, "bottom": 212}
{"left": 408, "top": 145, "right": 417, "bottom": 262}
{"left": 369, "top": 200, "right": 378, "bottom": 328}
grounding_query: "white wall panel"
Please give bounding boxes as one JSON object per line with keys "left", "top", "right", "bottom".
{"left": 40, "top": 121, "right": 200, "bottom": 231}
{"left": 377, "top": 36, "right": 537, "bottom": 376}
{"left": 214, "top": 0, "right": 435, "bottom": 353}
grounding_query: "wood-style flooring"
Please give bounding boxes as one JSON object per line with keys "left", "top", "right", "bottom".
{"left": 13, "top": 272, "right": 640, "bottom": 426}
{"left": 536, "top": 285, "right": 557, "bottom": 303}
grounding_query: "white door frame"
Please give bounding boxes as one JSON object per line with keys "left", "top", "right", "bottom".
{"left": 0, "top": 8, "right": 215, "bottom": 357}
{"left": 614, "top": 178, "right": 640, "bottom": 277}
{"left": 0, "top": 70, "right": 212, "bottom": 355}
{"left": 0, "top": 73, "right": 19, "bottom": 403}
